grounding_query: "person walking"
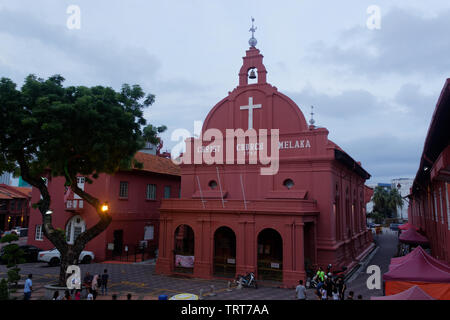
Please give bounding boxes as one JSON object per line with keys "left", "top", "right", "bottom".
{"left": 101, "top": 269, "right": 109, "bottom": 295}
{"left": 332, "top": 287, "right": 339, "bottom": 300}
{"left": 62, "top": 290, "right": 72, "bottom": 300}
{"left": 320, "top": 286, "right": 328, "bottom": 300}
{"left": 91, "top": 274, "right": 99, "bottom": 300}
{"left": 295, "top": 280, "right": 307, "bottom": 300}
{"left": 86, "top": 288, "right": 94, "bottom": 300}
{"left": 337, "top": 277, "right": 346, "bottom": 301}
{"left": 23, "top": 274, "right": 32, "bottom": 300}
{"left": 52, "top": 291, "right": 59, "bottom": 300}
{"left": 347, "top": 291, "right": 354, "bottom": 300}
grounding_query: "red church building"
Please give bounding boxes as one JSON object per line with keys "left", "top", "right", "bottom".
{"left": 155, "top": 29, "right": 374, "bottom": 287}
{"left": 27, "top": 152, "right": 180, "bottom": 261}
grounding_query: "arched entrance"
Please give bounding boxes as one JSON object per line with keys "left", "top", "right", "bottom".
{"left": 213, "top": 226, "right": 236, "bottom": 278}
{"left": 66, "top": 215, "right": 86, "bottom": 245}
{"left": 173, "top": 224, "right": 195, "bottom": 274}
{"left": 257, "top": 228, "right": 283, "bottom": 281}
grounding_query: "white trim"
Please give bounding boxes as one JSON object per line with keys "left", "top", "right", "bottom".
{"left": 35, "top": 224, "right": 43, "bottom": 241}
{"left": 66, "top": 215, "right": 86, "bottom": 245}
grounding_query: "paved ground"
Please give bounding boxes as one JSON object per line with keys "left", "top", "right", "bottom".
{"left": 345, "top": 228, "right": 399, "bottom": 299}
{"left": 0, "top": 230, "right": 398, "bottom": 300}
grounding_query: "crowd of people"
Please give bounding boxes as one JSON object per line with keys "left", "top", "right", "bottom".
{"left": 295, "top": 267, "right": 364, "bottom": 300}
{"left": 49, "top": 269, "right": 110, "bottom": 300}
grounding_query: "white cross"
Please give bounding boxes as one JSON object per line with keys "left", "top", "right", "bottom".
{"left": 240, "top": 97, "right": 262, "bottom": 130}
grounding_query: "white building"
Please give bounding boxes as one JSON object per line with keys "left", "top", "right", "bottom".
{"left": 391, "top": 178, "right": 413, "bottom": 221}
{"left": 0, "top": 172, "right": 11, "bottom": 185}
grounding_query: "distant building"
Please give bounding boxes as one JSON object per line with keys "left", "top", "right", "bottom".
{"left": 391, "top": 178, "right": 413, "bottom": 220}
{"left": 0, "top": 184, "right": 32, "bottom": 231}
{"left": 0, "top": 172, "right": 11, "bottom": 185}
{"left": 26, "top": 152, "right": 181, "bottom": 262}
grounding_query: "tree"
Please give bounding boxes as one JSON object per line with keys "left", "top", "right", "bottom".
{"left": 0, "top": 279, "right": 9, "bottom": 300}
{"left": 0, "top": 233, "right": 25, "bottom": 286}
{"left": 372, "top": 186, "right": 404, "bottom": 221}
{"left": 0, "top": 75, "right": 165, "bottom": 285}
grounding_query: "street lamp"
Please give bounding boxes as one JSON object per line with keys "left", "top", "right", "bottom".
{"left": 101, "top": 202, "right": 109, "bottom": 213}
{"left": 45, "top": 210, "right": 53, "bottom": 215}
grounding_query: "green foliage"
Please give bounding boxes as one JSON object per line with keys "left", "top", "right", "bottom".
{"left": 0, "top": 233, "right": 19, "bottom": 243}
{"left": 54, "top": 228, "right": 66, "bottom": 242}
{"left": 0, "top": 74, "right": 162, "bottom": 184}
{"left": 7, "top": 268, "right": 20, "bottom": 286}
{"left": 1, "top": 243, "right": 25, "bottom": 268}
{"left": 372, "top": 186, "right": 404, "bottom": 221}
{"left": 0, "top": 279, "right": 9, "bottom": 300}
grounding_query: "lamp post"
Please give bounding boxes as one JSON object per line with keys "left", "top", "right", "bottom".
{"left": 100, "top": 202, "right": 109, "bottom": 214}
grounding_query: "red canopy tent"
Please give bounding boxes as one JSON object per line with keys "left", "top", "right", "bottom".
{"left": 371, "top": 285, "right": 435, "bottom": 300}
{"left": 398, "top": 227, "right": 430, "bottom": 246}
{"left": 398, "top": 222, "right": 418, "bottom": 231}
{"left": 390, "top": 246, "right": 450, "bottom": 271}
{"left": 384, "top": 246, "right": 450, "bottom": 299}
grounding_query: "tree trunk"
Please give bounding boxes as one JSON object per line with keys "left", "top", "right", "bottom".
{"left": 58, "top": 247, "right": 80, "bottom": 287}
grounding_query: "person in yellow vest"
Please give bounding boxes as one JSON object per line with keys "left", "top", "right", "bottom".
{"left": 316, "top": 267, "right": 325, "bottom": 282}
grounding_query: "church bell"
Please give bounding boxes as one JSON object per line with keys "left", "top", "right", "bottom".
{"left": 249, "top": 69, "right": 257, "bottom": 79}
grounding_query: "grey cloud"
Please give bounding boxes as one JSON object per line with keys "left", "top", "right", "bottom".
{"left": 307, "top": 7, "right": 450, "bottom": 77}
{"left": 0, "top": 7, "right": 161, "bottom": 88}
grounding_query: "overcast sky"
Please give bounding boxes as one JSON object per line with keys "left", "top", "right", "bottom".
{"left": 1, "top": 0, "right": 449, "bottom": 184}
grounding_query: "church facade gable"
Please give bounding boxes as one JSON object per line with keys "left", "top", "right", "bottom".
{"left": 156, "top": 36, "right": 374, "bottom": 288}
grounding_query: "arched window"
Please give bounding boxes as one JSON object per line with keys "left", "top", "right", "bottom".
{"left": 66, "top": 215, "right": 86, "bottom": 245}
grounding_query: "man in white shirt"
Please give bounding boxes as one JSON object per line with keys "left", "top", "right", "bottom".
{"left": 295, "top": 280, "right": 307, "bottom": 300}
{"left": 24, "top": 274, "right": 33, "bottom": 300}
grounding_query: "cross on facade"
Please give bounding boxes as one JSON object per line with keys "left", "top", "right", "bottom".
{"left": 240, "top": 97, "right": 262, "bottom": 130}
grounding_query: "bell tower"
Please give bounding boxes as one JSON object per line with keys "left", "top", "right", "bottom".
{"left": 238, "top": 18, "right": 268, "bottom": 86}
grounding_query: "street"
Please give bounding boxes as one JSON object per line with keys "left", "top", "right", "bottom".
{"left": 0, "top": 230, "right": 397, "bottom": 300}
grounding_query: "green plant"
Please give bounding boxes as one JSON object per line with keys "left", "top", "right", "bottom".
{"left": 0, "top": 233, "right": 19, "bottom": 244}
{"left": 0, "top": 279, "right": 9, "bottom": 300}
{"left": 7, "top": 268, "right": 20, "bottom": 286}
{"left": 0, "top": 233, "right": 25, "bottom": 286}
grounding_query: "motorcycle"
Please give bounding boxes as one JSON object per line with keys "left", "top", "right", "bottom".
{"left": 236, "top": 272, "right": 258, "bottom": 289}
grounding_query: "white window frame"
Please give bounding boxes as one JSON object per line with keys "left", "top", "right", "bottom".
{"left": 146, "top": 184, "right": 157, "bottom": 200}
{"left": 35, "top": 224, "right": 43, "bottom": 241}
{"left": 119, "top": 181, "right": 129, "bottom": 198}
{"left": 66, "top": 215, "right": 86, "bottom": 245}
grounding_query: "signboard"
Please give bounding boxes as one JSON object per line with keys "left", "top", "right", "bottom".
{"left": 227, "top": 258, "right": 236, "bottom": 264}
{"left": 175, "top": 255, "right": 194, "bottom": 268}
{"left": 270, "top": 262, "right": 280, "bottom": 269}
{"left": 107, "top": 243, "right": 114, "bottom": 251}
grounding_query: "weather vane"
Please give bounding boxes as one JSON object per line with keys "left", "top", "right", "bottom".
{"left": 249, "top": 17, "right": 257, "bottom": 47}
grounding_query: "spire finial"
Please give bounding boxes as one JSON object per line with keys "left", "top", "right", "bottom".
{"left": 249, "top": 17, "right": 257, "bottom": 47}
{"left": 309, "top": 106, "right": 316, "bottom": 126}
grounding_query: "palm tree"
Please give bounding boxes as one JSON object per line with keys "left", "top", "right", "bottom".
{"left": 387, "top": 188, "right": 403, "bottom": 219}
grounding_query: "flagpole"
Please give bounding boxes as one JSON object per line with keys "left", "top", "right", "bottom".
{"left": 240, "top": 174, "right": 247, "bottom": 210}
{"left": 196, "top": 176, "right": 206, "bottom": 209}
{"left": 216, "top": 167, "right": 225, "bottom": 208}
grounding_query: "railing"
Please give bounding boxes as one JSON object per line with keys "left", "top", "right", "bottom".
{"left": 105, "top": 243, "right": 157, "bottom": 263}
{"left": 65, "top": 199, "right": 84, "bottom": 210}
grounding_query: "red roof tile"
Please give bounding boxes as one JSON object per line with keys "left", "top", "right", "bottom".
{"left": 133, "top": 152, "right": 181, "bottom": 177}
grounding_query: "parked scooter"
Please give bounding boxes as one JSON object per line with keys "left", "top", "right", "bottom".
{"left": 236, "top": 272, "right": 258, "bottom": 289}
